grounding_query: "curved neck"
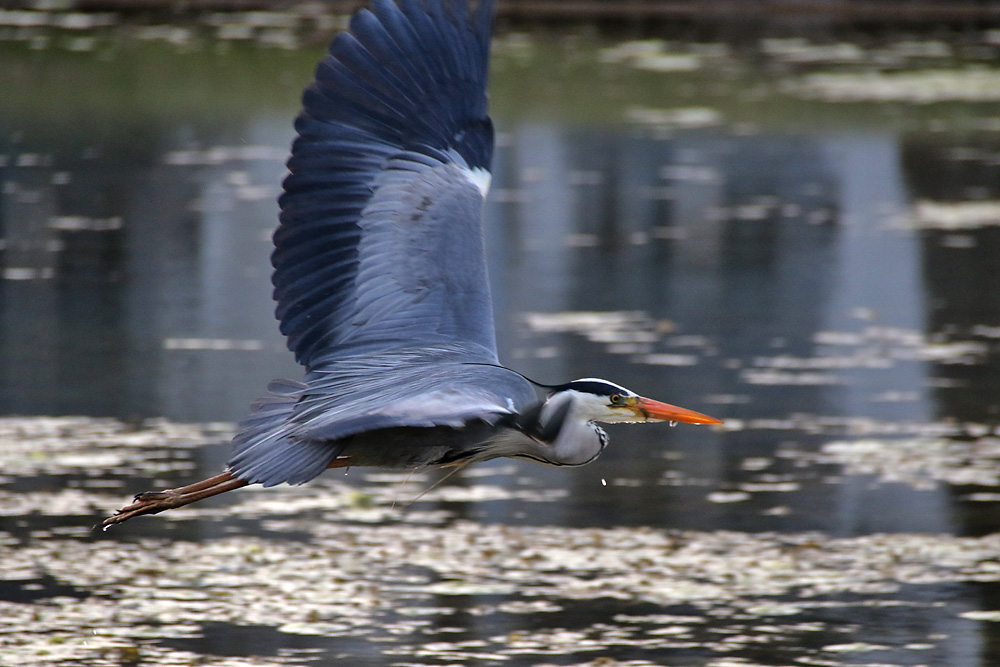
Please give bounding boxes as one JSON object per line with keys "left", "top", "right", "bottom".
{"left": 516, "top": 391, "right": 608, "bottom": 467}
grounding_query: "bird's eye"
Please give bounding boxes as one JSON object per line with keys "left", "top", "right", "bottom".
{"left": 610, "top": 394, "right": 622, "bottom": 405}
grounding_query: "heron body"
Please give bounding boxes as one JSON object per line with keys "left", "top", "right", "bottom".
{"left": 104, "top": 0, "right": 720, "bottom": 527}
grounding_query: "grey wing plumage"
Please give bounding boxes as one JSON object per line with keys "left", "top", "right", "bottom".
{"left": 228, "top": 0, "right": 538, "bottom": 488}
{"left": 230, "top": 350, "right": 538, "bottom": 486}
{"left": 275, "top": 0, "right": 498, "bottom": 370}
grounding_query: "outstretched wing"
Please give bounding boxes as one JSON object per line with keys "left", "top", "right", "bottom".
{"left": 228, "top": 0, "right": 528, "bottom": 488}
{"left": 274, "top": 0, "right": 498, "bottom": 370}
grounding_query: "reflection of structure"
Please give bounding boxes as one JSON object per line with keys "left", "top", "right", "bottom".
{"left": 488, "top": 122, "right": 963, "bottom": 534}
{"left": 902, "top": 136, "right": 1000, "bottom": 424}
{"left": 901, "top": 136, "right": 1000, "bottom": 553}
{"left": 0, "top": 118, "right": 298, "bottom": 422}
{"left": 128, "top": 119, "right": 299, "bottom": 423}
{"left": 491, "top": 124, "right": 846, "bottom": 522}
{"left": 819, "top": 134, "right": 954, "bottom": 542}
{"left": 0, "top": 140, "right": 136, "bottom": 417}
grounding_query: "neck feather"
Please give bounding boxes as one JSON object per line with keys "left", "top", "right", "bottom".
{"left": 515, "top": 391, "right": 609, "bottom": 466}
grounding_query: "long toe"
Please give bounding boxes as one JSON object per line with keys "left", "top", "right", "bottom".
{"left": 102, "top": 475, "right": 249, "bottom": 529}
{"left": 102, "top": 491, "right": 178, "bottom": 528}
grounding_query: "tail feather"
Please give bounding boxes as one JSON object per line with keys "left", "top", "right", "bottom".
{"left": 229, "top": 379, "right": 345, "bottom": 487}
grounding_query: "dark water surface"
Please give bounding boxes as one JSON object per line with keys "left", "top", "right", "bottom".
{"left": 2, "top": 25, "right": 1000, "bottom": 667}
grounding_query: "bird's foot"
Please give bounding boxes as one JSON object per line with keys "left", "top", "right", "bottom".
{"left": 102, "top": 490, "right": 182, "bottom": 528}
{"left": 101, "top": 471, "right": 248, "bottom": 529}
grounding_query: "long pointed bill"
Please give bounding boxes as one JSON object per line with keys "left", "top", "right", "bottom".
{"left": 634, "top": 396, "right": 722, "bottom": 425}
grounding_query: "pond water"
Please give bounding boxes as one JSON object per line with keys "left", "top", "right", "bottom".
{"left": 2, "top": 22, "right": 1000, "bottom": 667}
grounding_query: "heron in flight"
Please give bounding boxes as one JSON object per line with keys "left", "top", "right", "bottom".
{"left": 104, "top": 0, "right": 720, "bottom": 527}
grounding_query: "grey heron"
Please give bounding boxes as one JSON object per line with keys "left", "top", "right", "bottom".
{"left": 103, "top": 0, "right": 720, "bottom": 527}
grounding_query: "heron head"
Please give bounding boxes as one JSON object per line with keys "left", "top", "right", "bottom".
{"left": 553, "top": 378, "right": 722, "bottom": 425}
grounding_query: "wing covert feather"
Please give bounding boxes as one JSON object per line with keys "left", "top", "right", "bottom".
{"left": 229, "top": 349, "right": 538, "bottom": 486}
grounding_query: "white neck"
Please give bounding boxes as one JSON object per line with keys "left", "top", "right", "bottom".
{"left": 521, "top": 391, "right": 608, "bottom": 466}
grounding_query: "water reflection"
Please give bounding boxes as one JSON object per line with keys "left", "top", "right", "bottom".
{"left": 2, "top": 33, "right": 1000, "bottom": 667}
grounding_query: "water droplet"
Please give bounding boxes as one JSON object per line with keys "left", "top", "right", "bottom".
{"left": 601, "top": 478, "right": 607, "bottom": 486}
{"left": 669, "top": 420, "right": 678, "bottom": 428}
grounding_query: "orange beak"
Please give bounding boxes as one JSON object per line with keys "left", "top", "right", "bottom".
{"left": 632, "top": 396, "right": 722, "bottom": 425}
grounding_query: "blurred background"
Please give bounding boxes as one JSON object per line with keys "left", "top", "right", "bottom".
{"left": 2, "top": 1, "right": 1000, "bottom": 665}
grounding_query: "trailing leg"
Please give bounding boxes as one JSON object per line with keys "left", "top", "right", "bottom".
{"left": 102, "top": 471, "right": 248, "bottom": 528}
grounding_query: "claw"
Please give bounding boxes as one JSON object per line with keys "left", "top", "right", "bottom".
{"left": 101, "top": 471, "right": 248, "bottom": 528}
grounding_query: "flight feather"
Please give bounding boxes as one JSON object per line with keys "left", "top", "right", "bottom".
{"left": 274, "top": 0, "right": 497, "bottom": 369}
